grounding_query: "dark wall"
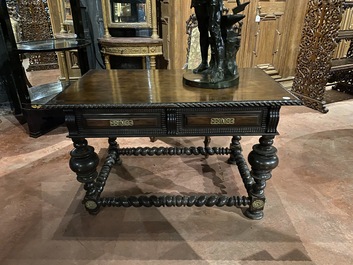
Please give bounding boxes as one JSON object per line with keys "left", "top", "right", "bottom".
{"left": 70, "top": 0, "right": 105, "bottom": 70}
{"left": 81, "top": 0, "right": 106, "bottom": 69}
{"left": 0, "top": 27, "right": 10, "bottom": 105}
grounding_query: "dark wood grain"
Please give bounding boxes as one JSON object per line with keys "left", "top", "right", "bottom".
{"left": 48, "top": 68, "right": 298, "bottom": 106}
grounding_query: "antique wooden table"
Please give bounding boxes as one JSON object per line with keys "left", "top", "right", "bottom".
{"left": 41, "top": 68, "right": 301, "bottom": 220}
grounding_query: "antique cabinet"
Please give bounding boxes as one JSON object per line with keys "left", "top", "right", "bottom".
{"left": 99, "top": 0, "right": 163, "bottom": 69}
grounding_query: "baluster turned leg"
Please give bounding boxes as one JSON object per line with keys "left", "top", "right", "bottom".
{"left": 150, "top": 55, "right": 157, "bottom": 70}
{"left": 245, "top": 135, "right": 278, "bottom": 220}
{"left": 104, "top": 54, "right": 111, "bottom": 69}
{"left": 69, "top": 138, "right": 100, "bottom": 214}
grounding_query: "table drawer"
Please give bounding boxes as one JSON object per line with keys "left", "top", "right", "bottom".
{"left": 185, "top": 113, "right": 261, "bottom": 127}
{"left": 76, "top": 110, "right": 167, "bottom": 136}
{"left": 177, "top": 109, "right": 267, "bottom": 135}
{"left": 84, "top": 114, "right": 160, "bottom": 128}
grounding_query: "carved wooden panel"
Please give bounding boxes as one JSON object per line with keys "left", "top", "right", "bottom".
{"left": 292, "top": 0, "right": 344, "bottom": 113}
{"left": 17, "top": 0, "right": 58, "bottom": 71}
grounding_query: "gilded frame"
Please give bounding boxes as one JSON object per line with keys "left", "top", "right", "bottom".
{"left": 102, "top": 0, "right": 152, "bottom": 28}
{"left": 63, "top": 0, "right": 73, "bottom": 26}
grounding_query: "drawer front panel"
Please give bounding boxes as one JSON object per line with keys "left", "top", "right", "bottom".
{"left": 178, "top": 109, "right": 267, "bottom": 135}
{"left": 76, "top": 110, "right": 167, "bottom": 136}
{"left": 185, "top": 114, "right": 261, "bottom": 127}
{"left": 84, "top": 114, "right": 159, "bottom": 128}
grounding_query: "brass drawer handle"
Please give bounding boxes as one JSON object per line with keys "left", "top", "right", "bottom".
{"left": 210, "top": 118, "right": 235, "bottom": 125}
{"left": 110, "top": 119, "right": 134, "bottom": 127}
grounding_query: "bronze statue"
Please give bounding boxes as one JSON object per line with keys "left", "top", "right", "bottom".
{"left": 185, "top": 0, "right": 250, "bottom": 88}
{"left": 190, "top": 0, "right": 209, "bottom": 74}
{"left": 191, "top": 0, "right": 225, "bottom": 83}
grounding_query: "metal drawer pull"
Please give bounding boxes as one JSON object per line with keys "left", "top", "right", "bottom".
{"left": 210, "top": 118, "right": 235, "bottom": 125}
{"left": 110, "top": 119, "right": 134, "bottom": 127}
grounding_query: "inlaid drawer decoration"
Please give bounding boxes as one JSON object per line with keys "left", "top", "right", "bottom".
{"left": 83, "top": 114, "right": 160, "bottom": 128}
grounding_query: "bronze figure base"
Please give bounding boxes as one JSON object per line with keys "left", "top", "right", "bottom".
{"left": 183, "top": 71, "right": 239, "bottom": 89}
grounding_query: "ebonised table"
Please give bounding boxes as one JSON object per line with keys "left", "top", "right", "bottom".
{"left": 41, "top": 68, "right": 301, "bottom": 220}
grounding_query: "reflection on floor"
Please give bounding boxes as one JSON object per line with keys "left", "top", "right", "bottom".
{"left": 0, "top": 69, "right": 353, "bottom": 264}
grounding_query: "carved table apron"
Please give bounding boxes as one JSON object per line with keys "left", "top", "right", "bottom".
{"left": 42, "top": 68, "right": 301, "bottom": 220}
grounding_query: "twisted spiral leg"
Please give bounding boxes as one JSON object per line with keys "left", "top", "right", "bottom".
{"left": 100, "top": 195, "right": 250, "bottom": 208}
{"left": 228, "top": 136, "right": 254, "bottom": 192}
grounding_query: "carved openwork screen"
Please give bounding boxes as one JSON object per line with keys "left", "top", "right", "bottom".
{"left": 103, "top": 0, "right": 152, "bottom": 28}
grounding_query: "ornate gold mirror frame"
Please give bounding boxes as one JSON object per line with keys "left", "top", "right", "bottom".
{"left": 101, "top": 0, "right": 158, "bottom": 39}
{"left": 102, "top": 0, "right": 152, "bottom": 28}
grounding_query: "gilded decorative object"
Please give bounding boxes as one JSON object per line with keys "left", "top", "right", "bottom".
{"left": 252, "top": 199, "right": 265, "bottom": 209}
{"left": 102, "top": 0, "right": 152, "bottom": 30}
{"left": 99, "top": 0, "right": 163, "bottom": 70}
{"left": 85, "top": 200, "right": 98, "bottom": 210}
{"left": 99, "top": 37, "right": 163, "bottom": 70}
{"left": 31, "top": 104, "right": 42, "bottom": 109}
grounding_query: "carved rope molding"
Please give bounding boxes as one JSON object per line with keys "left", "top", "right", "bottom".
{"left": 99, "top": 195, "right": 251, "bottom": 208}
{"left": 292, "top": 0, "right": 344, "bottom": 113}
{"left": 42, "top": 100, "right": 302, "bottom": 109}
